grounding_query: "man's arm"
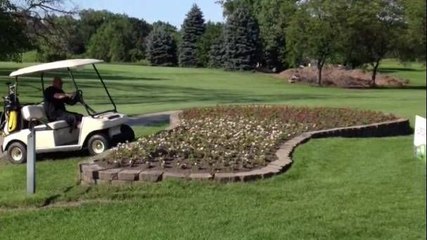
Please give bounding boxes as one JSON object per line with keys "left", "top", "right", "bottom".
{"left": 53, "top": 92, "right": 73, "bottom": 99}
{"left": 45, "top": 87, "right": 70, "bottom": 101}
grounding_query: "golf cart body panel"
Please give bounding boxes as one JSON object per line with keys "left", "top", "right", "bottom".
{"left": 2, "top": 107, "right": 128, "bottom": 153}
{"left": 77, "top": 112, "right": 129, "bottom": 146}
{"left": 2, "top": 128, "right": 81, "bottom": 153}
{"left": 2, "top": 59, "right": 135, "bottom": 163}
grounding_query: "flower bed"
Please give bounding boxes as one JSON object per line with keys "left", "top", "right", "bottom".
{"left": 102, "top": 106, "right": 398, "bottom": 173}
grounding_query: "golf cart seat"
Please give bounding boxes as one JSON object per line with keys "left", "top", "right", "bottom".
{"left": 21, "top": 105, "right": 69, "bottom": 130}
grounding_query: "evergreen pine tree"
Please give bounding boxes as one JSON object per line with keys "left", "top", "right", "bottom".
{"left": 146, "top": 25, "right": 178, "bottom": 66}
{"left": 208, "top": 36, "right": 226, "bottom": 68}
{"left": 179, "top": 4, "right": 206, "bottom": 67}
{"left": 224, "top": 6, "right": 261, "bottom": 71}
{"left": 198, "top": 22, "right": 223, "bottom": 67}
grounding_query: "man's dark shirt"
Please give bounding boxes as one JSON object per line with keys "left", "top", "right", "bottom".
{"left": 43, "top": 86, "right": 66, "bottom": 121}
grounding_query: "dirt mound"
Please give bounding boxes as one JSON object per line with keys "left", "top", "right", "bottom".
{"left": 278, "top": 66, "right": 409, "bottom": 88}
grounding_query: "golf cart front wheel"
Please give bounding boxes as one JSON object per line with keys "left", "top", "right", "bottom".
{"left": 7, "top": 142, "right": 27, "bottom": 164}
{"left": 88, "top": 134, "right": 110, "bottom": 156}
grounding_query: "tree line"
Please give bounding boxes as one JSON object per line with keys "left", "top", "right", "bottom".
{"left": 1, "top": 0, "right": 425, "bottom": 85}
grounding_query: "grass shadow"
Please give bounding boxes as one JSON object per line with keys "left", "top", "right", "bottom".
{"left": 379, "top": 67, "right": 425, "bottom": 73}
{"left": 37, "top": 151, "right": 89, "bottom": 162}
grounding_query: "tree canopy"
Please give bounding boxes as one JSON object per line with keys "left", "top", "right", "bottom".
{"left": 224, "top": 6, "right": 261, "bottom": 71}
{"left": 0, "top": 0, "right": 424, "bottom": 73}
{"left": 146, "top": 24, "right": 178, "bottom": 66}
{"left": 179, "top": 4, "right": 206, "bottom": 67}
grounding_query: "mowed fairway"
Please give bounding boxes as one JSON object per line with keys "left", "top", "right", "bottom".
{"left": 0, "top": 60, "right": 425, "bottom": 240}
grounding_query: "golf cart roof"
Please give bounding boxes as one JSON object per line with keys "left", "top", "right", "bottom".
{"left": 9, "top": 59, "right": 104, "bottom": 77}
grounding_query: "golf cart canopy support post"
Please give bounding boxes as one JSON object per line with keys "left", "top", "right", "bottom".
{"left": 41, "top": 72, "right": 45, "bottom": 93}
{"left": 67, "top": 67, "right": 80, "bottom": 91}
{"left": 67, "top": 67, "right": 97, "bottom": 116}
{"left": 92, "top": 64, "right": 117, "bottom": 114}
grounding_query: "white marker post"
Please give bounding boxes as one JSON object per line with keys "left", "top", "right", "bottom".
{"left": 27, "top": 126, "right": 36, "bottom": 194}
{"left": 414, "top": 115, "right": 426, "bottom": 161}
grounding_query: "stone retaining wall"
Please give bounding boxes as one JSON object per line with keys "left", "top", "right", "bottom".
{"left": 79, "top": 116, "right": 412, "bottom": 185}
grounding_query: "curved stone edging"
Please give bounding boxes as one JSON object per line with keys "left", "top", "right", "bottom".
{"left": 78, "top": 115, "right": 412, "bottom": 185}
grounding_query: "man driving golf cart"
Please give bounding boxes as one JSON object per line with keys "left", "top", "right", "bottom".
{"left": 1, "top": 59, "right": 135, "bottom": 164}
{"left": 44, "top": 76, "right": 82, "bottom": 129}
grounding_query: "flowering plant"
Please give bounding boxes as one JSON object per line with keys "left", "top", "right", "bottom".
{"left": 105, "top": 105, "right": 397, "bottom": 172}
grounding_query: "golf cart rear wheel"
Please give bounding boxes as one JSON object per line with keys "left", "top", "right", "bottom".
{"left": 88, "top": 134, "right": 110, "bottom": 156}
{"left": 7, "top": 142, "right": 27, "bottom": 164}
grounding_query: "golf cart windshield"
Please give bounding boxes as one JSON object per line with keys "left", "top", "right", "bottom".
{"left": 9, "top": 59, "right": 117, "bottom": 117}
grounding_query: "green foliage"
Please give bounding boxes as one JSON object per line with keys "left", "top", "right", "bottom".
{"left": 286, "top": 0, "right": 337, "bottom": 85}
{"left": 331, "top": 1, "right": 372, "bottom": 69}
{"left": 208, "top": 36, "right": 226, "bottom": 68}
{"left": 79, "top": 9, "right": 118, "bottom": 46}
{"left": 36, "top": 15, "right": 85, "bottom": 62}
{"left": 342, "top": 0, "right": 405, "bottom": 85}
{"left": 179, "top": 4, "right": 206, "bottom": 67}
{"left": 57, "top": 16, "right": 86, "bottom": 55}
{"left": 285, "top": 9, "right": 308, "bottom": 67}
{"left": 0, "top": 0, "right": 80, "bottom": 62}
{"left": 85, "top": 15, "right": 151, "bottom": 62}
{"left": 0, "top": 2, "right": 31, "bottom": 61}
{"left": 2, "top": 0, "right": 426, "bottom": 67}
{"left": 219, "top": 0, "right": 297, "bottom": 71}
{"left": 252, "top": 0, "right": 297, "bottom": 71}
{"left": 220, "top": 0, "right": 425, "bottom": 73}
{"left": 198, "top": 21, "right": 223, "bottom": 68}
{"left": 152, "top": 21, "right": 177, "bottom": 33}
{"left": 87, "top": 17, "right": 131, "bottom": 62}
{"left": 24, "top": 9, "right": 152, "bottom": 63}
{"left": 286, "top": 0, "right": 406, "bottom": 86}
{"left": 224, "top": 6, "right": 261, "bottom": 71}
{"left": 152, "top": 21, "right": 181, "bottom": 47}
{"left": 146, "top": 25, "right": 178, "bottom": 66}
{"left": 397, "top": 0, "right": 426, "bottom": 62}
{"left": 219, "top": 0, "right": 257, "bottom": 16}
{"left": 128, "top": 17, "right": 152, "bottom": 61}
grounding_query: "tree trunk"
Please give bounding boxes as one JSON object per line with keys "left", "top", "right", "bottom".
{"left": 317, "top": 59, "right": 324, "bottom": 86}
{"left": 371, "top": 59, "right": 380, "bottom": 87}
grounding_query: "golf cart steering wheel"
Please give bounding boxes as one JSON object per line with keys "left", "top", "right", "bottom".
{"left": 76, "top": 90, "right": 84, "bottom": 104}
{"left": 75, "top": 90, "right": 97, "bottom": 115}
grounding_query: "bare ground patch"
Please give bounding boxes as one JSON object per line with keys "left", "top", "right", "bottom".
{"left": 278, "top": 66, "right": 409, "bottom": 88}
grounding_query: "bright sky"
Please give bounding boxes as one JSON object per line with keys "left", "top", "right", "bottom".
{"left": 70, "top": 0, "right": 224, "bottom": 28}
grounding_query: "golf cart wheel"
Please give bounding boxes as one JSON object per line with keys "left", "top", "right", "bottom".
{"left": 121, "top": 124, "right": 135, "bottom": 142}
{"left": 88, "top": 134, "right": 110, "bottom": 156}
{"left": 7, "top": 142, "right": 27, "bottom": 164}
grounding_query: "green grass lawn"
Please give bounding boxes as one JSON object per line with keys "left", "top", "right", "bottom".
{"left": 0, "top": 60, "right": 425, "bottom": 239}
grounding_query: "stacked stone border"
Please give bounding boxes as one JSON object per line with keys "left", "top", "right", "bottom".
{"left": 79, "top": 112, "right": 412, "bottom": 185}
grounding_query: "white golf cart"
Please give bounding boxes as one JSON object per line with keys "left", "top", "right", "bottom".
{"left": 1, "top": 59, "right": 135, "bottom": 164}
